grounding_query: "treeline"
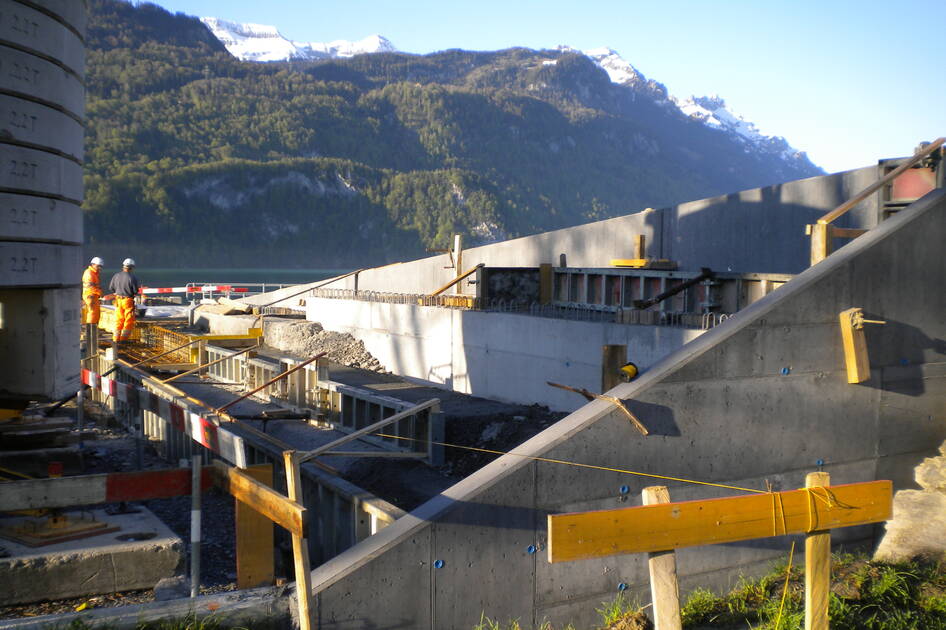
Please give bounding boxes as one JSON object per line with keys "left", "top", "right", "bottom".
{"left": 83, "top": 0, "right": 821, "bottom": 267}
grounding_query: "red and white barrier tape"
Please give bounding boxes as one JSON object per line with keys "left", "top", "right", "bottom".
{"left": 139, "top": 286, "right": 250, "bottom": 295}
{"left": 81, "top": 368, "right": 246, "bottom": 468}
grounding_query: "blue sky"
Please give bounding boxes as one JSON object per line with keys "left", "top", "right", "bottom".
{"left": 150, "top": 0, "right": 945, "bottom": 174}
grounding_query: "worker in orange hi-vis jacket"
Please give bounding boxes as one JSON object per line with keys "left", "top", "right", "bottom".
{"left": 108, "top": 258, "right": 142, "bottom": 348}
{"left": 82, "top": 256, "right": 104, "bottom": 324}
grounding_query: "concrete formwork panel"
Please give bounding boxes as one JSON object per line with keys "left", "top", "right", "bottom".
{"left": 0, "top": 285, "right": 80, "bottom": 399}
{"left": 12, "top": 0, "right": 86, "bottom": 39}
{"left": 0, "top": 42, "right": 84, "bottom": 117}
{"left": 0, "top": 93, "right": 84, "bottom": 159}
{"left": 0, "top": 192, "right": 81, "bottom": 242}
{"left": 0, "top": 240, "right": 81, "bottom": 285}
{"left": 0, "top": 143, "right": 82, "bottom": 202}
{"left": 300, "top": 190, "right": 945, "bottom": 629}
{"left": 0, "top": 0, "right": 85, "bottom": 76}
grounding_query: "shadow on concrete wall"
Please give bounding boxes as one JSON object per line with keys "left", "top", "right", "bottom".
{"left": 867, "top": 316, "right": 946, "bottom": 397}
{"left": 623, "top": 399, "right": 680, "bottom": 437}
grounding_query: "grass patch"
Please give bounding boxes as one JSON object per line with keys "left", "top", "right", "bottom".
{"left": 680, "top": 551, "right": 946, "bottom": 629}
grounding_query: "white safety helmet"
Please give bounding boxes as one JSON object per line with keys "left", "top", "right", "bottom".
{"left": 122, "top": 258, "right": 136, "bottom": 267}
{"left": 90, "top": 256, "right": 104, "bottom": 266}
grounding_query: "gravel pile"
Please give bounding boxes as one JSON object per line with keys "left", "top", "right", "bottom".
{"left": 264, "top": 319, "right": 385, "bottom": 372}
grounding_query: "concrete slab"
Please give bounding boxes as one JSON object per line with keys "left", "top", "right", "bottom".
{"left": 0, "top": 144, "right": 82, "bottom": 202}
{"left": 0, "top": 43, "right": 84, "bottom": 118}
{"left": 0, "top": 1, "right": 85, "bottom": 76}
{"left": 0, "top": 507, "right": 183, "bottom": 605}
{"left": 0, "top": 94, "right": 84, "bottom": 161}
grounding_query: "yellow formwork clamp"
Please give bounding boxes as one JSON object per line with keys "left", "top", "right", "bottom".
{"left": 619, "top": 361, "right": 639, "bottom": 382}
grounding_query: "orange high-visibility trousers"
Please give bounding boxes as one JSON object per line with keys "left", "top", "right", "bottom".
{"left": 82, "top": 293, "right": 100, "bottom": 324}
{"left": 113, "top": 296, "right": 136, "bottom": 342}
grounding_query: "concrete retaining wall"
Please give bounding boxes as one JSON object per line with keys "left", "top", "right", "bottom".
{"left": 306, "top": 298, "right": 704, "bottom": 412}
{"left": 328, "top": 166, "right": 880, "bottom": 296}
{"left": 302, "top": 189, "right": 946, "bottom": 629}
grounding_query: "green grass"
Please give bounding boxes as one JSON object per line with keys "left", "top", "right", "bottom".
{"left": 59, "top": 614, "right": 247, "bottom": 630}
{"left": 680, "top": 552, "right": 946, "bottom": 629}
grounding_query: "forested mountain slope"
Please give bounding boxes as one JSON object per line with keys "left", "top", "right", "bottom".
{"left": 84, "top": 0, "right": 822, "bottom": 267}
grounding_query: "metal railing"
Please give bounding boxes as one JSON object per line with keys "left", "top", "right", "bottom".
{"left": 309, "top": 288, "right": 480, "bottom": 309}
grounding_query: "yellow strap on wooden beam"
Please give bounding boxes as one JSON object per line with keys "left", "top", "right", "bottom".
{"left": 547, "top": 480, "right": 891, "bottom": 562}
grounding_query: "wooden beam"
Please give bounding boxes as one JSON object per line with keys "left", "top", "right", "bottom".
{"left": 430, "top": 263, "right": 484, "bottom": 297}
{"left": 539, "top": 263, "right": 553, "bottom": 305}
{"left": 602, "top": 345, "right": 627, "bottom": 393}
{"left": 829, "top": 227, "right": 868, "bottom": 240}
{"left": 211, "top": 461, "right": 305, "bottom": 536}
{"left": 643, "top": 486, "right": 682, "bottom": 630}
{"left": 547, "top": 480, "right": 891, "bottom": 563}
{"left": 546, "top": 381, "right": 649, "bottom": 436}
{"left": 284, "top": 451, "right": 315, "bottom": 630}
{"left": 808, "top": 222, "right": 832, "bottom": 266}
{"left": 236, "top": 464, "right": 275, "bottom": 590}
{"left": 806, "top": 472, "right": 831, "bottom": 630}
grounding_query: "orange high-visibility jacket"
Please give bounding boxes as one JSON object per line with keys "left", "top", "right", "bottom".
{"left": 82, "top": 265, "right": 102, "bottom": 298}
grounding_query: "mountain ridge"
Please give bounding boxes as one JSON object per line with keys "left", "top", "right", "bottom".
{"left": 82, "top": 0, "right": 823, "bottom": 268}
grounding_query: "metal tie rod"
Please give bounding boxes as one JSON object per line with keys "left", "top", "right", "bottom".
{"left": 214, "top": 352, "right": 327, "bottom": 414}
{"left": 297, "top": 398, "right": 441, "bottom": 464}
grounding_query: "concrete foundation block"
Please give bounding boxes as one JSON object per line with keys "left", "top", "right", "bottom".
{"left": 0, "top": 94, "right": 84, "bottom": 160}
{"left": 0, "top": 507, "right": 184, "bottom": 606}
{"left": 0, "top": 0, "right": 85, "bottom": 76}
{"left": 0, "top": 192, "right": 82, "bottom": 243}
{"left": 0, "top": 43, "right": 84, "bottom": 117}
{"left": 0, "top": 144, "right": 83, "bottom": 202}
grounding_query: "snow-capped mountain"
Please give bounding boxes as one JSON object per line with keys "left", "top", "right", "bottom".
{"left": 198, "top": 18, "right": 812, "bottom": 168}
{"left": 575, "top": 46, "right": 810, "bottom": 165}
{"left": 200, "top": 18, "right": 395, "bottom": 62}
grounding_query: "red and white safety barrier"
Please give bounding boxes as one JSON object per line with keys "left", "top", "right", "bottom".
{"left": 81, "top": 368, "right": 247, "bottom": 468}
{"left": 139, "top": 286, "right": 250, "bottom": 295}
{"left": 0, "top": 467, "right": 215, "bottom": 512}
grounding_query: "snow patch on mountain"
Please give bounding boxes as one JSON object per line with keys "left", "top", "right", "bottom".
{"left": 200, "top": 18, "right": 396, "bottom": 62}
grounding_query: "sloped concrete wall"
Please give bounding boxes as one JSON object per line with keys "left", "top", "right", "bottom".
{"left": 306, "top": 298, "right": 704, "bottom": 411}
{"left": 306, "top": 189, "right": 945, "bottom": 629}
{"left": 325, "top": 166, "right": 879, "bottom": 296}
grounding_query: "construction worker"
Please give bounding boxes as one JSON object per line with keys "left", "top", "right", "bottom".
{"left": 81, "top": 257, "right": 104, "bottom": 354}
{"left": 108, "top": 258, "right": 141, "bottom": 348}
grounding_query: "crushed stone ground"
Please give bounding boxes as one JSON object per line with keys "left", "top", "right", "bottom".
{"left": 263, "top": 318, "right": 385, "bottom": 372}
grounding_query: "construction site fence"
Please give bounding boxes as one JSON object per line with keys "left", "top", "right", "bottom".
{"left": 306, "top": 289, "right": 730, "bottom": 329}
{"left": 80, "top": 353, "right": 407, "bottom": 569}
{"left": 309, "top": 288, "right": 481, "bottom": 309}
{"left": 204, "top": 344, "right": 444, "bottom": 466}
{"left": 484, "top": 301, "right": 732, "bottom": 330}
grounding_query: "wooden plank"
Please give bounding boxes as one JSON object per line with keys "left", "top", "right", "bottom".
{"left": 602, "top": 345, "right": 627, "bottom": 393}
{"left": 643, "top": 486, "right": 682, "bottom": 630}
{"left": 236, "top": 464, "right": 275, "bottom": 590}
{"left": 539, "top": 263, "right": 553, "bottom": 305}
{"left": 829, "top": 227, "right": 868, "bottom": 240}
{"left": 284, "top": 450, "right": 315, "bottom": 630}
{"left": 806, "top": 472, "right": 830, "bottom": 630}
{"left": 212, "top": 461, "right": 305, "bottom": 536}
{"left": 547, "top": 480, "right": 891, "bottom": 562}
{"left": 839, "top": 308, "right": 870, "bottom": 383}
{"left": 808, "top": 222, "right": 832, "bottom": 266}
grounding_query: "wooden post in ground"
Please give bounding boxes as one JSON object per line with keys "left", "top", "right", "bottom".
{"left": 808, "top": 223, "right": 832, "bottom": 266}
{"left": 602, "top": 345, "right": 627, "bottom": 393}
{"left": 236, "top": 464, "right": 275, "bottom": 589}
{"left": 283, "top": 451, "right": 314, "bottom": 630}
{"left": 642, "top": 486, "right": 682, "bottom": 630}
{"left": 805, "top": 471, "right": 831, "bottom": 630}
{"left": 634, "top": 234, "right": 646, "bottom": 260}
{"left": 453, "top": 233, "right": 463, "bottom": 295}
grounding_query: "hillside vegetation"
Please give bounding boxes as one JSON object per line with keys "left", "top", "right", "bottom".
{"left": 84, "top": 0, "right": 821, "bottom": 267}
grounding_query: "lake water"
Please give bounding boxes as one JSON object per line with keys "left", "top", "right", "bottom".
{"left": 98, "top": 268, "right": 351, "bottom": 290}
